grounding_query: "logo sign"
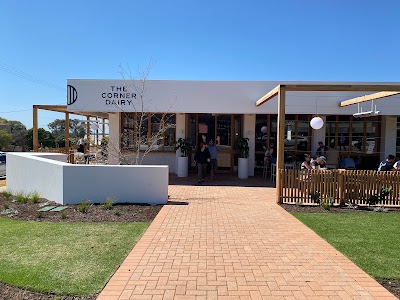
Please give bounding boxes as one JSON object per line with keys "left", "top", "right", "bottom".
{"left": 67, "top": 85, "right": 78, "bottom": 105}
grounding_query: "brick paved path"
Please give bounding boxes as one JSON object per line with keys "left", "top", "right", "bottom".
{"left": 98, "top": 184, "right": 396, "bottom": 300}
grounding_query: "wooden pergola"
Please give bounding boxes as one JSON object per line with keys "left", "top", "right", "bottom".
{"left": 32, "top": 105, "right": 109, "bottom": 153}
{"left": 255, "top": 84, "right": 400, "bottom": 203}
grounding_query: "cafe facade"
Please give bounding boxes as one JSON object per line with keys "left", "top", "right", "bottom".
{"left": 65, "top": 80, "right": 400, "bottom": 176}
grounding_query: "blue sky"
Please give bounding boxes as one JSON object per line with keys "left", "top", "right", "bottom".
{"left": 1, "top": 0, "right": 399, "bottom": 128}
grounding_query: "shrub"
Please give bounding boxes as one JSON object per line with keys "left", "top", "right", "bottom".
{"left": 321, "top": 201, "right": 331, "bottom": 211}
{"left": 15, "top": 192, "right": 29, "bottom": 204}
{"left": 366, "top": 186, "right": 393, "bottom": 206}
{"left": 309, "top": 191, "right": 320, "bottom": 205}
{"left": 61, "top": 212, "right": 68, "bottom": 219}
{"left": 30, "top": 191, "right": 40, "bottom": 204}
{"left": 113, "top": 208, "right": 121, "bottom": 216}
{"left": 3, "top": 202, "right": 9, "bottom": 209}
{"left": 102, "top": 197, "right": 115, "bottom": 210}
{"left": 1, "top": 191, "right": 12, "bottom": 199}
{"left": 78, "top": 199, "right": 91, "bottom": 214}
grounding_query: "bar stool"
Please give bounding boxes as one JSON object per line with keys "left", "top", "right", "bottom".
{"left": 271, "top": 163, "right": 276, "bottom": 182}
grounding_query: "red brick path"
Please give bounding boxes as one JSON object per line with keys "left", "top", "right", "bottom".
{"left": 98, "top": 183, "right": 396, "bottom": 300}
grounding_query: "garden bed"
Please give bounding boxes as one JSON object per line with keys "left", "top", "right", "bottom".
{"left": 0, "top": 194, "right": 162, "bottom": 223}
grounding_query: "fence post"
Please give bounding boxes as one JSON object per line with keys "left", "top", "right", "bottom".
{"left": 338, "top": 169, "right": 345, "bottom": 205}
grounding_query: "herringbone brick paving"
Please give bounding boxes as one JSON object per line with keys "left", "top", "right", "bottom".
{"left": 98, "top": 180, "right": 396, "bottom": 300}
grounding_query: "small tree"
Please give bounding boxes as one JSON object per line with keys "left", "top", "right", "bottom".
{"left": 234, "top": 137, "right": 249, "bottom": 158}
{"left": 106, "top": 61, "right": 176, "bottom": 165}
{"left": 175, "top": 138, "right": 193, "bottom": 157}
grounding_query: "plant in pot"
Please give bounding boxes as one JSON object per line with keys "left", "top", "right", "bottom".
{"left": 175, "top": 138, "right": 193, "bottom": 177}
{"left": 234, "top": 137, "right": 249, "bottom": 179}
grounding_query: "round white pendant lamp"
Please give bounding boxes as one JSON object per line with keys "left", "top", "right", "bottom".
{"left": 261, "top": 126, "right": 267, "bottom": 134}
{"left": 310, "top": 117, "right": 324, "bottom": 130}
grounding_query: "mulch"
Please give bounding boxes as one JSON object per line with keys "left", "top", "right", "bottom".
{"left": 281, "top": 203, "right": 400, "bottom": 299}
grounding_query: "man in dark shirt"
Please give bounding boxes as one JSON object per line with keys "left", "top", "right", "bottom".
{"left": 378, "top": 155, "right": 395, "bottom": 171}
{"left": 316, "top": 141, "right": 329, "bottom": 157}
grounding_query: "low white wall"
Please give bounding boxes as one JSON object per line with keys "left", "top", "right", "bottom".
{"left": 7, "top": 153, "right": 168, "bottom": 205}
{"left": 7, "top": 153, "right": 66, "bottom": 204}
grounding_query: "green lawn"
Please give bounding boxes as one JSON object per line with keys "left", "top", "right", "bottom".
{"left": 293, "top": 213, "right": 400, "bottom": 279}
{"left": 0, "top": 218, "right": 149, "bottom": 296}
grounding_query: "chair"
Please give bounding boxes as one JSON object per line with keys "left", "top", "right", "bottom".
{"left": 263, "top": 157, "right": 271, "bottom": 179}
{"left": 271, "top": 163, "right": 276, "bottom": 183}
{"left": 75, "top": 152, "right": 85, "bottom": 164}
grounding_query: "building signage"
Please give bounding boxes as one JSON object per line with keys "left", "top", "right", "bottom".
{"left": 101, "top": 86, "right": 136, "bottom": 106}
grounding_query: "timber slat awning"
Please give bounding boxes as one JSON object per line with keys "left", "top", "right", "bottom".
{"left": 33, "top": 105, "right": 109, "bottom": 153}
{"left": 255, "top": 83, "right": 400, "bottom": 203}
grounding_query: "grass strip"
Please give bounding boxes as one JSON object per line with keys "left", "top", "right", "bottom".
{"left": 292, "top": 212, "right": 400, "bottom": 279}
{"left": 0, "top": 218, "right": 149, "bottom": 296}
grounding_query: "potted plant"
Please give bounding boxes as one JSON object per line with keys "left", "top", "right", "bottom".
{"left": 234, "top": 137, "right": 249, "bottom": 179}
{"left": 175, "top": 138, "right": 193, "bottom": 177}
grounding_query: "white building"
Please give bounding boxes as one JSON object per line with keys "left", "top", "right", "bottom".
{"left": 66, "top": 80, "right": 400, "bottom": 176}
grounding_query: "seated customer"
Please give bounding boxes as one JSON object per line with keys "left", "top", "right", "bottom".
{"left": 300, "top": 154, "right": 312, "bottom": 170}
{"left": 378, "top": 155, "right": 396, "bottom": 171}
{"left": 393, "top": 159, "right": 400, "bottom": 170}
{"left": 312, "top": 156, "right": 327, "bottom": 170}
{"left": 340, "top": 156, "right": 356, "bottom": 170}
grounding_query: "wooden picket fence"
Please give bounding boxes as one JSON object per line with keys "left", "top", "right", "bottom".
{"left": 279, "top": 169, "right": 400, "bottom": 207}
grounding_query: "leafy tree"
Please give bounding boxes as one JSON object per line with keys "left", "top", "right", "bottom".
{"left": 0, "top": 117, "right": 28, "bottom": 147}
{"left": 8, "top": 120, "right": 27, "bottom": 146}
{"left": 26, "top": 128, "right": 56, "bottom": 150}
{"left": 47, "top": 119, "right": 86, "bottom": 145}
{"left": 0, "top": 130, "right": 12, "bottom": 151}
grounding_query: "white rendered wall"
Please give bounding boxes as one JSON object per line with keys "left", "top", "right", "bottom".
{"left": 67, "top": 80, "right": 400, "bottom": 116}
{"left": 7, "top": 153, "right": 168, "bottom": 205}
{"left": 243, "top": 114, "right": 256, "bottom": 176}
{"left": 108, "top": 112, "right": 121, "bottom": 165}
{"left": 7, "top": 153, "right": 67, "bottom": 203}
{"left": 63, "top": 164, "right": 168, "bottom": 205}
{"left": 380, "top": 116, "right": 397, "bottom": 161}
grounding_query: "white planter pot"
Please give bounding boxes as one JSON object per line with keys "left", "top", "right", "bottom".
{"left": 238, "top": 157, "right": 248, "bottom": 179}
{"left": 177, "top": 156, "right": 189, "bottom": 177}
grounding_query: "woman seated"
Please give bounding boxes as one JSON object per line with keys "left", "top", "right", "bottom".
{"left": 300, "top": 154, "right": 312, "bottom": 170}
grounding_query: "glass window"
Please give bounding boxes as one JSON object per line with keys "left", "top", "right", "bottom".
{"left": 164, "top": 114, "right": 176, "bottom": 151}
{"left": 255, "top": 115, "right": 267, "bottom": 152}
{"left": 216, "top": 115, "right": 231, "bottom": 146}
{"left": 325, "top": 115, "right": 336, "bottom": 149}
{"left": 150, "top": 114, "right": 163, "bottom": 150}
{"left": 121, "top": 113, "right": 176, "bottom": 151}
{"left": 297, "top": 115, "right": 310, "bottom": 153}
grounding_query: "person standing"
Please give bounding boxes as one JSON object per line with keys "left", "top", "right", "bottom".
{"left": 194, "top": 142, "right": 211, "bottom": 184}
{"left": 207, "top": 136, "right": 220, "bottom": 180}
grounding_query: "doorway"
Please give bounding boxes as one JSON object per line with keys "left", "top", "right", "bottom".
{"left": 187, "top": 113, "right": 242, "bottom": 173}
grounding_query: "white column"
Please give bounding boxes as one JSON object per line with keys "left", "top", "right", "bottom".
{"left": 380, "top": 116, "right": 397, "bottom": 161}
{"left": 311, "top": 115, "right": 326, "bottom": 157}
{"left": 243, "top": 114, "right": 256, "bottom": 176}
{"left": 108, "top": 113, "right": 121, "bottom": 165}
{"left": 175, "top": 113, "right": 186, "bottom": 174}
